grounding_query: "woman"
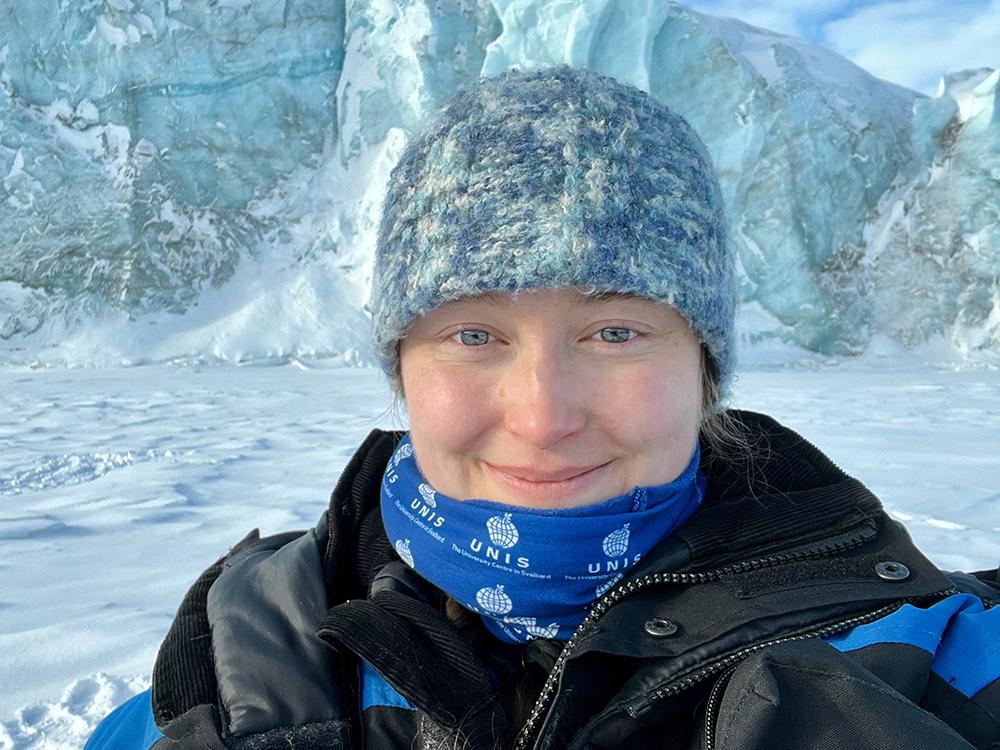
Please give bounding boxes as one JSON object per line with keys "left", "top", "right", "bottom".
{"left": 88, "top": 65, "right": 1000, "bottom": 750}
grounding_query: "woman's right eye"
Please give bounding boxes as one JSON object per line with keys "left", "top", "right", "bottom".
{"left": 454, "top": 329, "right": 491, "bottom": 346}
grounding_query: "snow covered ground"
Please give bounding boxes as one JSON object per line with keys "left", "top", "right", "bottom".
{"left": 1, "top": 359, "right": 998, "bottom": 749}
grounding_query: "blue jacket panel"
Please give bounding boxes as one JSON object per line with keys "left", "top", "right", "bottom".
{"left": 361, "top": 659, "right": 414, "bottom": 711}
{"left": 826, "top": 592, "right": 1000, "bottom": 699}
{"left": 85, "top": 689, "right": 163, "bottom": 750}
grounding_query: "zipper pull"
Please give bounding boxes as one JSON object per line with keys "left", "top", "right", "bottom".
{"left": 626, "top": 695, "right": 656, "bottom": 719}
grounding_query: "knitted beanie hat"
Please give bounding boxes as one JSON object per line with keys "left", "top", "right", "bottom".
{"left": 370, "top": 64, "right": 736, "bottom": 396}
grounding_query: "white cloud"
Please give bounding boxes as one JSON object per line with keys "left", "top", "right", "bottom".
{"left": 685, "top": 0, "right": 999, "bottom": 94}
{"left": 821, "top": 0, "right": 1000, "bottom": 94}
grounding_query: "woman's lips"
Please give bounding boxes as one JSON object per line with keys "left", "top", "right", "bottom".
{"left": 482, "top": 460, "right": 613, "bottom": 503}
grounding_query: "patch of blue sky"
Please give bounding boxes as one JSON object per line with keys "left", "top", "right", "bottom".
{"left": 686, "top": 0, "right": 999, "bottom": 94}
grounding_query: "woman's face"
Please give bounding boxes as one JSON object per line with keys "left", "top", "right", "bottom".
{"left": 398, "top": 287, "right": 703, "bottom": 509}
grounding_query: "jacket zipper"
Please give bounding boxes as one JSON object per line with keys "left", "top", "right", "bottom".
{"left": 702, "top": 664, "right": 737, "bottom": 750}
{"left": 511, "top": 523, "right": 941, "bottom": 750}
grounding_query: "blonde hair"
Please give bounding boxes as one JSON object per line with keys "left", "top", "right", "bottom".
{"left": 698, "top": 347, "right": 750, "bottom": 463}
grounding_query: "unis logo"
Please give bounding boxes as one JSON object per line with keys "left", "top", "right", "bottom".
{"left": 394, "top": 538, "right": 414, "bottom": 567}
{"left": 595, "top": 572, "right": 623, "bottom": 597}
{"left": 410, "top": 483, "right": 445, "bottom": 528}
{"left": 603, "top": 524, "right": 630, "bottom": 556}
{"left": 487, "top": 513, "right": 519, "bottom": 548}
{"left": 475, "top": 585, "right": 513, "bottom": 616}
{"left": 418, "top": 483, "right": 437, "bottom": 507}
{"left": 588, "top": 523, "right": 640, "bottom": 574}
{"left": 394, "top": 442, "right": 413, "bottom": 467}
{"left": 470, "top": 513, "right": 530, "bottom": 568}
{"left": 504, "top": 616, "right": 559, "bottom": 639}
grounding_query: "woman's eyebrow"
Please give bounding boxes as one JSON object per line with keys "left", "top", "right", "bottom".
{"left": 572, "top": 291, "right": 643, "bottom": 306}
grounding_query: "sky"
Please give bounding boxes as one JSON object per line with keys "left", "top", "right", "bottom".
{"left": 685, "top": 0, "right": 1000, "bottom": 95}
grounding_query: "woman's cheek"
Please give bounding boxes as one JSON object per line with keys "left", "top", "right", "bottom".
{"left": 632, "top": 367, "right": 700, "bottom": 441}
{"left": 410, "top": 363, "right": 495, "bottom": 442}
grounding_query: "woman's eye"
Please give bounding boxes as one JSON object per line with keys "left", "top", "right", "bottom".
{"left": 597, "top": 327, "right": 635, "bottom": 344}
{"left": 456, "top": 329, "right": 491, "bottom": 346}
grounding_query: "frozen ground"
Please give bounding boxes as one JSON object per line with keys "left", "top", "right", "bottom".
{"left": 1, "top": 359, "right": 998, "bottom": 748}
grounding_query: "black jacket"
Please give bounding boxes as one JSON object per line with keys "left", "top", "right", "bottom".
{"left": 137, "top": 410, "right": 1000, "bottom": 749}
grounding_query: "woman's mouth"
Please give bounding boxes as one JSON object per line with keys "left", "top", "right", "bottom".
{"left": 481, "top": 460, "right": 614, "bottom": 504}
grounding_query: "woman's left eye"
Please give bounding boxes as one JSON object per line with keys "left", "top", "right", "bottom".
{"left": 595, "top": 327, "right": 637, "bottom": 344}
{"left": 455, "top": 329, "right": 491, "bottom": 346}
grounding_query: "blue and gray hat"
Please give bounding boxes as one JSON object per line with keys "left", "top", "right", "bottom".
{"left": 370, "top": 64, "right": 736, "bottom": 397}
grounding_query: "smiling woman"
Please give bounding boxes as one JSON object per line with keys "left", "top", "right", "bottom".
{"left": 399, "top": 289, "right": 703, "bottom": 508}
{"left": 86, "top": 66, "right": 1000, "bottom": 750}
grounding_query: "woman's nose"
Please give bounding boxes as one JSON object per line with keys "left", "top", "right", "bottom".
{"left": 501, "top": 346, "right": 586, "bottom": 450}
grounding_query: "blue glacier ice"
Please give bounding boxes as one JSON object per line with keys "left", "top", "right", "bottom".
{"left": 868, "top": 68, "right": 999, "bottom": 355}
{"left": 0, "top": 0, "right": 996, "bottom": 366}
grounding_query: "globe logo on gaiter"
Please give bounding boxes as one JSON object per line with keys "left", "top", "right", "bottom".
{"left": 596, "top": 573, "right": 623, "bottom": 597}
{"left": 505, "top": 616, "right": 560, "bottom": 639}
{"left": 486, "top": 513, "right": 519, "bottom": 549}
{"left": 418, "top": 483, "right": 437, "bottom": 507}
{"left": 476, "top": 585, "right": 513, "bottom": 616}
{"left": 602, "top": 523, "right": 630, "bottom": 557}
{"left": 594, "top": 573, "right": 625, "bottom": 596}
{"left": 395, "top": 538, "right": 414, "bottom": 567}
{"left": 394, "top": 442, "right": 413, "bottom": 467}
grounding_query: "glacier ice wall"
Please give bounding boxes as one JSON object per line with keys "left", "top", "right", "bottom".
{"left": 867, "top": 69, "right": 999, "bottom": 355}
{"left": 483, "top": 1, "right": 920, "bottom": 353}
{"left": 1, "top": 0, "right": 344, "bottom": 314}
{"left": 0, "top": 0, "right": 996, "bottom": 365}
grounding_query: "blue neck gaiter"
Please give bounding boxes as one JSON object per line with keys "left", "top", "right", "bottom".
{"left": 379, "top": 435, "right": 706, "bottom": 643}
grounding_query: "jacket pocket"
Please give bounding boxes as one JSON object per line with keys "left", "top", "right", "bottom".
{"left": 711, "top": 639, "right": 975, "bottom": 750}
